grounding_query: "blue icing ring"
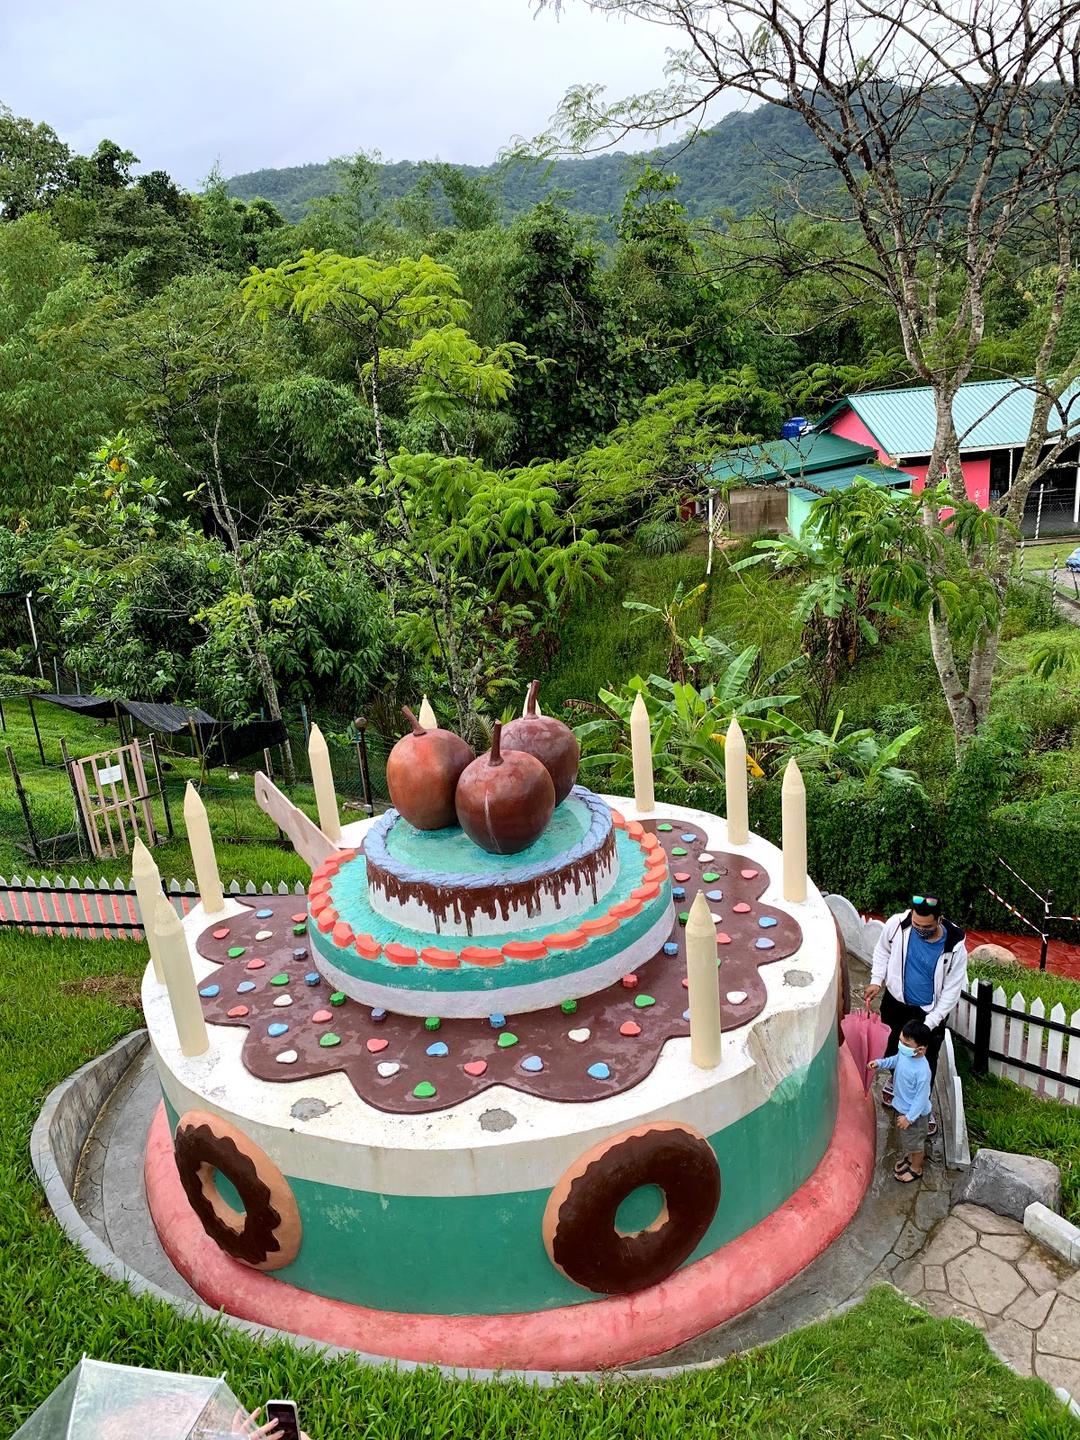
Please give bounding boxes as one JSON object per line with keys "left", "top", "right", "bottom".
{"left": 236, "top": 980, "right": 256, "bottom": 993}
{"left": 759, "top": 916, "right": 778, "bottom": 928}
{"left": 198, "top": 984, "right": 220, "bottom": 998}
{"left": 426, "top": 1041, "right": 449, "bottom": 1057}
{"left": 268, "top": 1022, "right": 289, "bottom": 1036}
{"left": 755, "top": 937, "right": 775, "bottom": 950}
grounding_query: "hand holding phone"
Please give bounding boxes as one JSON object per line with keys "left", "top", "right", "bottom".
{"left": 265, "top": 1401, "right": 301, "bottom": 1440}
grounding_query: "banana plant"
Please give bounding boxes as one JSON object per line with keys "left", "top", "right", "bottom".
{"left": 765, "top": 709, "right": 924, "bottom": 791}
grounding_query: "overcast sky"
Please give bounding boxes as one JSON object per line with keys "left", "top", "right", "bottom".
{"left": 0, "top": 0, "right": 734, "bottom": 188}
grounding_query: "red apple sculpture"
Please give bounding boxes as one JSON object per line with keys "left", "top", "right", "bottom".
{"left": 502, "top": 680, "right": 581, "bottom": 805}
{"left": 455, "top": 720, "right": 555, "bottom": 854}
{"left": 386, "top": 707, "right": 474, "bottom": 830}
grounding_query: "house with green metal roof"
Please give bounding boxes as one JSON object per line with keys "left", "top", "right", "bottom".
{"left": 704, "top": 431, "right": 913, "bottom": 538}
{"left": 818, "top": 377, "right": 1080, "bottom": 536}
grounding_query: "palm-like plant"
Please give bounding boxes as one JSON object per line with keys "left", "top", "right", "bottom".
{"left": 766, "top": 709, "right": 924, "bottom": 791}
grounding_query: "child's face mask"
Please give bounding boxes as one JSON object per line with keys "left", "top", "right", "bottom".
{"left": 898, "top": 1042, "right": 916, "bottom": 1058}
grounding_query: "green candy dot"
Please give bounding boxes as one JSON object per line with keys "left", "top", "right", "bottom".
{"left": 634, "top": 994, "right": 656, "bottom": 1009}
{"left": 657, "top": 823, "right": 673, "bottom": 832}
{"left": 497, "top": 1032, "right": 519, "bottom": 1048}
{"left": 329, "top": 991, "right": 346, "bottom": 1006}
{"left": 413, "top": 1081, "right": 437, "bottom": 1099}
{"left": 678, "top": 912, "right": 689, "bottom": 925}
{"left": 227, "top": 946, "right": 245, "bottom": 958}
{"left": 425, "top": 1016, "right": 441, "bottom": 1031}
{"left": 671, "top": 846, "right": 688, "bottom": 856}
{"left": 560, "top": 999, "right": 578, "bottom": 1014}
{"left": 319, "top": 1032, "right": 341, "bottom": 1048}
{"left": 292, "top": 924, "right": 307, "bottom": 935}
{"left": 702, "top": 871, "right": 721, "bottom": 883}
{"left": 269, "top": 973, "right": 289, "bottom": 986}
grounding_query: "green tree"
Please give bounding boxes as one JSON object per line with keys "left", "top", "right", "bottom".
{"left": 0, "top": 105, "right": 71, "bottom": 218}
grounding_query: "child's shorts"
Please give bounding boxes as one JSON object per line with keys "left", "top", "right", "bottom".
{"left": 896, "top": 1111, "right": 928, "bottom": 1150}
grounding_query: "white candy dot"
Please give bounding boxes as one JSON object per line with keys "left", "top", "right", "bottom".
{"left": 273, "top": 994, "right": 293, "bottom": 1007}
{"left": 275, "top": 1049, "right": 298, "bottom": 1064}
{"left": 376, "top": 1061, "right": 401, "bottom": 1078}
{"left": 726, "top": 990, "right": 748, "bottom": 1005}
{"left": 567, "top": 1028, "right": 591, "bottom": 1043}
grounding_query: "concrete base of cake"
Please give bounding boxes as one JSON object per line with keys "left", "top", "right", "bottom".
{"left": 144, "top": 1046, "right": 874, "bottom": 1372}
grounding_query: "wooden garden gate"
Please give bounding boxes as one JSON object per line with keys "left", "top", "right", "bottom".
{"left": 69, "top": 739, "right": 158, "bottom": 858}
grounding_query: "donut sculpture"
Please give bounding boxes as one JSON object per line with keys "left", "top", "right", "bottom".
{"left": 542, "top": 1122, "right": 720, "bottom": 1294}
{"left": 173, "top": 1110, "right": 301, "bottom": 1271}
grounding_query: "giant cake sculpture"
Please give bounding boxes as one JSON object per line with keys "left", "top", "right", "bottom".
{"left": 140, "top": 686, "right": 873, "bottom": 1371}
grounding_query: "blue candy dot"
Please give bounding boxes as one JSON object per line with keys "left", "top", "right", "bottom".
{"left": 521, "top": 1054, "right": 544, "bottom": 1073}
{"left": 759, "top": 915, "right": 778, "bottom": 928}
{"left": 663, "top": 941, "right": 679, "bottom": 956}
{"left": 706, "top": 889, "right": 724, "bottom": 901}
{"left": 236, "top": 980, "right": 256, "bottom": 993}
{"left": 304, "top": 972, "right": 321, "bottom": 986}
{"left": 680, "top": 833, "right": 698, "bottom": 842}
{"left": 672, "top": 887, "right": 686, "bottom": 900}
{"left": 489, "top": 1013, "right": 506, "bottom": 1028}
{"left": 683, "top": 1009, "right": 691, "bottom": 1021}
{"left": 268, "top": 1022, "right": 289, "bottom": 1037}
{"left": 371, "top": 1006, "right": 387, "bottom": 1022}
{"left": 426, "top": 1041, "right": 449, "bottom": 1057}
{"left": 755, "top": 937, "right": 775, "bottom": 950}
{"left": 198, "top": 984, "right": 220, "bottom": 998}
{"left": 293, "top": 948, "right": 309, "bottom": 961}
{"left": 587, "top": 1062, "right": 611, "bottom": 1080}
{"left": 256, "top": 908, "right": 274, "bottom": 919}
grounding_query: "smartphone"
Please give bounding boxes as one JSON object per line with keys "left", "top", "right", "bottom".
{"left": 265, "top": 1400, "right": 301, "bottom": 1440}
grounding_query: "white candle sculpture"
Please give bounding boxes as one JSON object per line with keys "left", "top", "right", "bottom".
{"left": 418, "top": 695, "right": 438, "bottom": 729}
{"left": 630, "top": 691, "right": 655, "bottom": 813}
{"left": 183, "top": 782, "right": 224, "bottom": 914}
{"left": 154, "top": 893, "right": 209, "bottom": 1057}
{"left": 782, "top": 757, "right": 808, "bottom": 902}
{"left": 724, "top": 714, "right": 749, "bottom": 845}
{"left": 686, "top": 891, "right": 722, "bottom": 1068}
{"left": 131, "top": 836, "right": 164, "bottom": 981}
{"left": 308, "top": 724, "right": 342, "bottom": 842}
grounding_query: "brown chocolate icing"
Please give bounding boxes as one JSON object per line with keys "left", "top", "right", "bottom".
{"left": 194, "top": 819, "right": 803, "bottom": 1115}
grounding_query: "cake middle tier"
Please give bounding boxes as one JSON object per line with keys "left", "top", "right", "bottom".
{"left": 364, "top": 789, "right": 618, "bottom": 937}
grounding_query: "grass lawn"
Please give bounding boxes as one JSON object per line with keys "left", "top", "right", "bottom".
{"left": 2, "top": 930, "right": 1078, "bottom": 1438}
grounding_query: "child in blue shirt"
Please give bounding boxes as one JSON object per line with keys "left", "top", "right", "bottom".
{"left": 870, "top": 1019, "right": 932, "bottom": 1184}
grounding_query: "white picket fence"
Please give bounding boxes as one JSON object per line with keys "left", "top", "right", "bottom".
{"left": 950, "top": 978, "right": 1080, "bottom": 1107}
{"left": 0, "top": 874, "right": 307, "bottom": 940}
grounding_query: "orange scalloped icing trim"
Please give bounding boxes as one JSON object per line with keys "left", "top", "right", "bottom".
{"left": 421, "top": 946, "right": 461, "bottom": 969}
{"left": 354, "top": 933, "right": 381, "bottom": 960}
{"left": 309, "top": 892, "right": 331, "bottom": 917}
{"left": 640, "top": 832, "right": 659, "bottom": 851}
{"left": 316, "top": 908, "right": 339, "bottom": 933}
{"left": 631, "top": 881, "right": 660, "bottom": 902}
{"left": 543, "top": 929, "right": 588, "bottom": 950}
{"left": 501, "top": 939, "right": 549, "bottom": 960}
{"left": 308, "top": 875, "right": 332, "bottom": 896}
{"left": 459, "top": 945, "right": 504, "bottom": 967}
{"left": 384, "top": 942, "right": 418, "bottom": 965}
{"left": 580, "top": 915, "right": 619, "bottom": 936}
{"left": 331, "top": 921, "right": 354, "bottom": 948}
{"left": 609, "top": 808, "right": 626, "bottom": 828}
{"left": 608, "top": 897, "right": 643, "bottom": 920}
{"left": 626, "top": 821, "right": 645, "bottom": 840}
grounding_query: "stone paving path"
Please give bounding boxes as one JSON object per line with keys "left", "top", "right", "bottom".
{"left": 895, "top": 1203, "right": 1080, "bottom": 1392}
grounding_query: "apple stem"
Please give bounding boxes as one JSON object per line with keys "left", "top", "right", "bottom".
{"left": 525, "top": 679, "right": 540, "bottom": 717}
{"left": 490, "top": 720, "right": 503, "bottom": 765}
{"left": 401, "top": 705, "right": 426, "bottom": 736}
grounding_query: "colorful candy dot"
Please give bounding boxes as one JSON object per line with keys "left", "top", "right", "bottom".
{"left": 227, "top": 1005, "right": 249, "bottom": 1018}
{"left": 270, "top": 973, "right": 290, "bottom": 986}
{"left": 212, "top": 927, "right": 230, "bottom": 940}
{"left": 330, "top": 991, "right": 345, "bottom": 1006}
{"left": 717, "top": 932, "right": 732, "bottom": 945}
{"left": 290, "top": 912, "right": 307, "bottom": 924}
{"left": 663, "top": 941, "right": 679, "bottom": 956}
{"left": 236, "top": 980, "right": 256, "bottom": 993}
{"left": 706, "top": 889, "right": 724, "bottom": 901}
{"left": 319, "top": 1032, "right": 341, "bottom": 1048}
{"left": 245, "top": 958, "right": 265, "bottom": 971}
{"left": 657, "top": 823, "right": 673, "bottom": 832}
{"left": 292, "top": 924, "right": 307, "bottom": 936}
{"left": 304, "top": 972, "right": 320, "bottom": 985}
{"left": 425, "top": 1017, "right": 441, "bottom": 1031}
{"left": 463, "top": 1060, "right": 488, "bottom": 1077}
{"left": 426, "top": 1041, "right": 449, "bottom": 1057}
{"left": 587, "top": 1062, "right": 611, "bottom": 1081}
{"left": 698, "top": 853, "right": 715, "bottom": 863}
{"left": 621, "top": 973, "right": 638, "bottom": 989}
{"left": 377, "top": 1061, "right": 400, "bottom": 1078}
{"left": 489, "top": 1013, "right": 506, "bottom": 1028}
{"left": 198, "top": 984, "right": 219, "bottom": 998}
{"left": 294, "top": 948, "right": 310, "bottom": 962}
{"left": 497, "top": 1032, "right": 519, "bottom": 1048}
{"left": 674, "top": 872, "right": 692, "bottom": 883}
{"left": 756, "top": 937, "right": 775, "bottom": 950}
{"left": 366, "top": 1037, "right": 388, "bottom": 1053}
{"left": 634, "top": 994, "right": 656, "bottom": 1009}
{"left": 759, "top": 916, "right": 778, "bottom": 928}
{"left": 268, "top": 1022, "right": 289, "bottom": 1037}
{"left": 683, "top": 1008, "right": 691, "bottom": 1021}
{"left": 741, "top": 868, "right": 760, "bottom": 880}
{"left": 227, "top": 946, "right": 245, "bottom": 958}
{"left": 620, "top": 1020, "right": 642, "bottom": 1037}
{"left": 560, "top": 999, "right": 578, "bottom": 1014}
{"left": 733, "top": 902, "right": 751, "bottom": 914}
{"left": 520, "top": 1054, "right": 543, "bottom": 1073}
{"left": 678, "top": 912, "right": 689, "bottom": 925}
{"left": 672, "top": 887, "right": 686, "bottom": 900}
{"left": 371, "top": 1006, "right": 387, "bottom": 1022}
{"left": 702, "top": 872, "right": 721, "bottom": 883}
{"left": 671, "top": 847, "right": 688, "bottom": 857}
{"left": 256, "top": 908, "right": 274, "bottom": 919}
{"left": 567, "top": 1028, "right": 591, "bottom": 1043}
{"left": 273, "top": 995, "right": 293, "bottom": 1008}
{"left": 413, "top": 1081, "right": 437, "bottom": 1099}
{"left": 727, "top": 990, "right": 748, "bottom": 1004}
{"left": 275, "top": 1049, "right": 298, "bottom": 1064}
{"left": 255, "top": 929, "right": 273, "bottom": 942}
{"left": 312, "top": 1009, "right": 333, "bottom": 1023}
{"left": 680, "top": 833, "right": 698, "bottom": 842}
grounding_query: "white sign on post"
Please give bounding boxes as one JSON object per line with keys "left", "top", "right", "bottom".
{"left": 96, "top": 763, "right": 123, "bottom": 785}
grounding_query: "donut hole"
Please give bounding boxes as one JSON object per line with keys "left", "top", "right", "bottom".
{"left": 198, "top": 1162, "right": 248, "bottom": 1235}
{"left": 614, "top": 1183, "right": 667, "bottom": 1237}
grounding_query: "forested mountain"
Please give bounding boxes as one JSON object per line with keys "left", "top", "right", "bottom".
{"left": 227, "top": 103, "right": 810, "bottom": 222}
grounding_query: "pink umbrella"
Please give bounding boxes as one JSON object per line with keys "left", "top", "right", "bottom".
{"left": 842, "top": 1005, "right": 890, "bottom": 1093}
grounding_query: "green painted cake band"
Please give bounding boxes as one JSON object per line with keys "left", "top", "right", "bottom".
{"left": 161, "top": 1031, "right": 838, "bottom": 1315}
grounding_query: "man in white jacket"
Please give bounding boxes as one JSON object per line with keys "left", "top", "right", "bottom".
{"left": 865, "top": 894, "right": 968, "bottom": 1137}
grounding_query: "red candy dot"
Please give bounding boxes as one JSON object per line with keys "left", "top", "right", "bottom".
{"left": 717, "top": 932, "right": 732, "bottom": 944}
{"left": 312, "top": 1008, "right": 332, "bottom": 1023}
{"left": 227, "top": 1005, "right": 249, "bottom": 1018}
{"left": 212, "top": 927, "right": 230, "bottom": 940}
{"left": 733, "top": 902, "right": 751, "bottom": 914}
{"left": 366, "top": 1037, "right": 389, "bottom": 1053}
{"left": 621, "top": 974, "right": 638, "bottom": 989}
{"left": 741, "top": 869, "right": 760, "bottom": 880}
{"left": 291, "top": 912, "right": 307, "bottom": 923}
{"left": 245, "top": 958, "right": 266, "bottom": 971}
{"left": 674, "top": 872, "right": 691, "bottom": 883}
{"left": 463, "top": 1060, "right": 488, "bottom": 1077}
{"left": 620, "top": 1020, "right": 642, "bottom": 1036}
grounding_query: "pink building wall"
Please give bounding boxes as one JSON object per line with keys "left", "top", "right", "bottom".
{"left": 824, "top": 406, "right": 991, "bottom": 508}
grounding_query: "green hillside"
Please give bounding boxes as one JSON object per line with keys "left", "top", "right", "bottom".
{"left": 226, "top": 103, "right": 806, "bottom": 222}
